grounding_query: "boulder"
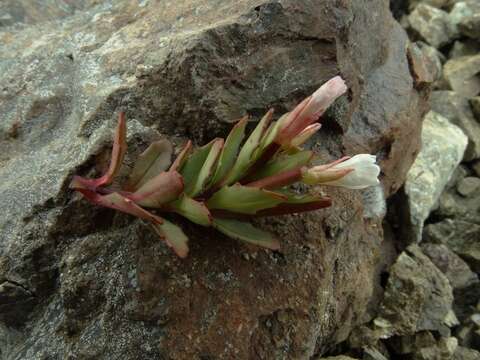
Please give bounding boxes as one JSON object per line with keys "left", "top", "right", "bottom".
{"left": 421, "top": 243, "right": 480, "bottom": 320}
{"left": 449, "top": 40, "right": 480, "bottom": 59}
{"left": 430, "top": 91, "right": 480, "bottom": 161}
{"left": 374, "top": 245, "right": 454, "bottom": 337}
{"left": 471, "top": 96, "right": 480, "bottom": 120}
{"left": 420, "top": 243, "right": 478, "bottom": 290}
{"left": 450, "top": 1, "right": 480, "bottom": 39}
{"left": 457, "top": 176, "right": 480, "bottom": 197}
{"left": 424, "top": 219, "right": 480, "bottom": 272}
{"left": 404, "top": 111, "right": 467, "bottom": 242}
{"left": 408, "top": 4, "right": 458, "bottom": 48}
{"left": 442, "top": 55, "right": 480, "bottom": 98}
{"left": 453, "top": 346, "right": 480, "bottom": 360}
{"left": 0, "top": 0, "right": 428, "bottom": 358}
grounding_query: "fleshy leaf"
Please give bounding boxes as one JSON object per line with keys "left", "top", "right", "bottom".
{"left": 210, "top": 117, "right": 248, "bottom": 187}
{"left": 128, "top": 171, "right": 184, "bottom": 208}
{"left": 255, "top": 191, "right": 332, "bottom": 216}
{"left": 206, "top": 184, "right": 286, "bottom": 214}
{"left": 70, "top": 113, "right": 127, "bottom": 190}
{"left": 189, "top": 138, "right": 223, "bottom": 197}
{"left": 247, "top": 150, "right": 313, "bottom": 181}
{"left": 125, "top": 139, "right": 173, "bottom": 191}
{"left": 222, "top": 110, "right": 273, "bottom": 185}
{"left": 76, "top": 189, "right": 163, "bottom": 224}
{"left": 170, "top": 140, "right": 192, "bottom": 172}
{"left": 244, "top": 168, "right": 303, "bottom": 190}
{"left": 212, "top": 218, "right": 280, "bottom": 250}
{"left": 180, "top": 139, "right": 216, "bottom": 194}
{"left": 168, "top": 195, "right": 212, "bottom": 226}
{"left": 151, "top": 219, "right": 189, "bottom": 258}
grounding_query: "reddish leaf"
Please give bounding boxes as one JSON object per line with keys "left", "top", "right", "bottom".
{"left": 128, "top": 171, "right": 184, "bottom": 208}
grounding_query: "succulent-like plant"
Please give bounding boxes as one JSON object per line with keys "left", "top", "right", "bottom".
{"left": 70, "top": 76, "right": 380, "bottom": 257}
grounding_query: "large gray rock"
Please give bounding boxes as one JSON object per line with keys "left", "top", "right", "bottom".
{"left": 449, "top": 40, "right": 480, "bottom": 59}
{"left": 374, "top": 245, "right": 454, "bottom": 337}
{"left": 450, "top": 1, "right": 480, "bottom": 39}
{"left": 420, "top": 243, "right": 478, "bottom": 290}
{"left": 453, "top": 346, "right": 480, "bottom": 360}
{"left": 442, "top": 55, "right": 480, "bottom": 98}
{"left": 424, "top": 219, "right": 480, "bottom": 272}
{"left": 430, "top": 91, "right": 480, "bottom": 161}
{"left": 421, "top": 242, "right": 480, "bottom": 320}
{"left": 408, "top": 4, "right": 458, "bottom": 48}
{"left": 0, "top": 0, "right": 429, "bottom": 359}
{"left": 404, "top": 111, "right": 467, "bottom": 242}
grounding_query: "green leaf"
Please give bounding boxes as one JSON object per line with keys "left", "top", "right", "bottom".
{"left": 170, "top": 140, "right": 192, "bottom": 172}
{"left": 248, "top": 150, "right": 313, "bottom": 181}
{"left": 210, "top": 117, "right": 248, "bottom": 187}
{"left": 255, "top": 190, "right": 332, "bottom": 216}
{"left": 169, "top": 195, "right": 212, "bottom": 226}
{"left": 129, "top": 171, "right": 184, "bottom": 208}
{"left": 126, "top": 139, "right": 173, "bottom": 190}
{"left": 212, "top": 218, "right": 280, "bottom": 250}
{"left": 206, "top": 184, "right": 286, "bottom": 214}
{"left": 222, "top": 110, "right": 273, "bottom": 185}
{"left": 188, "top": 138, "right": 223, "bottom": 197}
{"left": 180, "top": 139, "right": 216, "bottom": 195}
{"left": 251, "top": 112, "right": 289, "bottom": 161}
{"left": 151, "top": 219, "right": 189, "bottom": 258}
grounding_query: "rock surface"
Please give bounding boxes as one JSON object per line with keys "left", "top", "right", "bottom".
{"left": 0, "top": 0, "right": 428, "bottom": 359}
{"left": 450, "top": 0, "right": 480, "bottom": 39}
{"left": 442, "top": 55, "right": 480, "bottom": 98}
{"left": 404, "top": 111, "right": 467, "bottom": 242}
{"left": 374, "top": 245, "right": 454, "bottom": 337}
{"left": 430, "top": 90, "right": 480, "bottom": 161}
{"left": 408, "top": 4, "right": 457, "bottom": 48}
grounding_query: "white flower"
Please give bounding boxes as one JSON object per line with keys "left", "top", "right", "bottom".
{"left": 302, "top": 154, "right": 380, "bottom": 189}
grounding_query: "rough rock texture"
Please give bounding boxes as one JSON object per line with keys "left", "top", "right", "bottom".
{"left": 374, "top": 245, "right": 454, "bottom": 337}
{"left": 450, "top": 0, "right": 480, "bottom": 39}
{"left": 430, "top": 91, "right": 480, "bottom": 161}
{"left": 408, "top": 4, "right": 457, "bottom": 48}
{"left": 420, "top": 243, "right": 478, "bottom": 291}
{"left": 424, "top": 219, "right": 480, "bottom": 272}
{"left": 442, "top": 55, "right": 480, "bottom": 98}
{"left": 0, "top": 0, "right": 428, "bottom": 359}
{"left": 404, "top": 111, "right": 467, "bottom": 242}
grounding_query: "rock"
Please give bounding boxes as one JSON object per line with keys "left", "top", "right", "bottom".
{"left": 435, "top": 190, "right": 480, "bottom": 223}
{"left": 404, "top": 111, "right": 467, "bottom": 241}
{"left": 420, "top": 243, "right": 480, "bottom": 321}
{"left": 0, "top": 0, "right": 428, "bottom": 358}
{"left": 375, "top": 245, "right": 454, "bottom": 337}
{"left": 412, "top": 336, "right": 458, "bottom": 360}
{"left": 473, "top": 161, "right": 480, "bottom": 177}
{"left": 408, "top": 4, "right": 458, "bottom": 48}
{"left": 442, "top": 55, "right": 480, "bottom": 98}
{"left": 449, "top": 40, "right": 480, "bottom": 59}
{"left": 420, "top": 243, "right": 478, "bottom": 290}
{"left": 471, "top": 97, "right": 480, "bottom": 120}
{"left": 408, "top": 0, "right": 450, "bottom": 11}
{"left": 453, "top": 346, "right": 480, "bottom": 360}
{"left": 407, "top": 43, "right": 437, "bottom": 86}
{"left": 318, "top": 356, "right": 359, "bottom": 360}
{"left": 457, "top": 176, "right": 480, "bottom": 197}
{"left": 446, "top": 164, "right": 471, "bottom": 189}
{"left": 387, "top": 331, "right": 458, "bottom": 359}
{"left": 430, "top": 91, "right": 480, "bottom": 161}
{"left": 424, "top": 219, "right": 480, "bottom": 272}
{"left": 450, "top": 1, "right": 480, "bottom": 39}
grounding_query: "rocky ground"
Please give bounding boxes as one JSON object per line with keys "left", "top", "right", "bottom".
{"left": 0, "top": 0, "right": 478, "bottom": 359}
{"left": 320, "top": 1, "right": 480, "bottom": 359}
